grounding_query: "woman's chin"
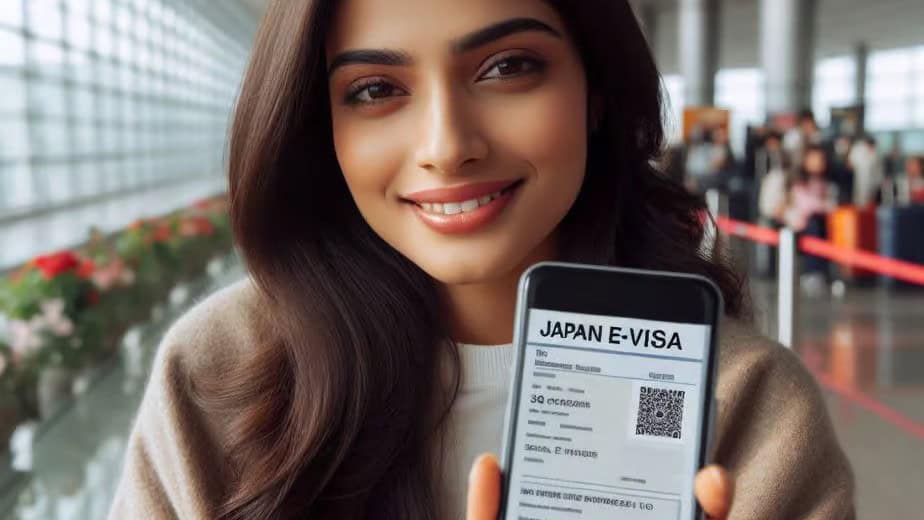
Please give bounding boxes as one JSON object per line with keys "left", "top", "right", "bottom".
{"left": 415, "top": 253, "right": 527, "bottom": 287}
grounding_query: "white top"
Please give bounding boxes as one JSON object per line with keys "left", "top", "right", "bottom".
{"left": 438, "top": 342, "right": 514, "bottom": 520}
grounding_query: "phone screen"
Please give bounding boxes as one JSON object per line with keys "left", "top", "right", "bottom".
{"left": 502, "top": 307, "right": 714, "bottom": 520}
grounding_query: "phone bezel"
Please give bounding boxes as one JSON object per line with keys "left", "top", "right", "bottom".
{"left": 497, "top": 261, "right": 723, "bottom": 520}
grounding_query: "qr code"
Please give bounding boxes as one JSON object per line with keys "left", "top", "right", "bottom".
{"left": 635, "top": 386, "right": 685, "bottom": 439}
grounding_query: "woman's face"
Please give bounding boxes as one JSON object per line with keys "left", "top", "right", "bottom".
{"left": 326, "top": 0, "right": 589, "bottom": 285}
{"left": 804, "top": 150, "right": 827, "bottom": 177}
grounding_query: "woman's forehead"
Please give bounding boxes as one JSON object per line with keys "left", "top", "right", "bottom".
{"left": 326, "top": 0, "right": 564, "bottom": 57}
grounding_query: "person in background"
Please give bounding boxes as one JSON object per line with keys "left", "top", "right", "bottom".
{"left": 904, "top": 155, "right": 924, "bottom": 204}
{"left": 783, "top": 109, "right": 822, "bottom": 169}
{"left": 710, "top": 126, "right": 736, "bottom": 182}
{"left": 847, "top": 136, "right": 884, "bottom": 208}
{"left": 829, "top": 135, "right": 855, "bottom": 205}
{"left": 758, "top": 132, "right": 789, "bottom": 225}
{"left": 784, "top": 145, "right": 838, "bottom": 296}
{"left": 684, "top": 125, "right": 716, "bottom": 194}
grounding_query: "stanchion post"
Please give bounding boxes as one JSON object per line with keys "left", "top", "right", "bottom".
{"left": 777, "top": 228, "right": 799, "bottom": 348}
{"left": 705, "top": 189, "right": 721, "bottom": 220}
{"left": 704, "top": 189, "right": 728, "bottom": 258}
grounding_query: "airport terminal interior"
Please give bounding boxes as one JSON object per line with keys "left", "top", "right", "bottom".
{"left": 0, "top": 0, "right": 922, "bottom": 518}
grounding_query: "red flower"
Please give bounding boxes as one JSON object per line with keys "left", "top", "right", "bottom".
{"left": 153, "top": 223, "right": 172, "bottom": 242}
{"left": 179, "top": 217, "right": 215, "bottom": 237}
{"left": 78, "top": 259, "right": 96, "bottom": 278}
{"left": 34, "top": 251, "right": 81, "bottom": 279}
{"left": 87, "top": 290, "right": 101, "bottom": 306}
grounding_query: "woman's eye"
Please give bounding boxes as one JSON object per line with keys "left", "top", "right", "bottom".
{"left": 479, "top": 56, "right": 544, "bottom": 81}
{"left": 345, "top": 81, "right": 405, "bottom": 106}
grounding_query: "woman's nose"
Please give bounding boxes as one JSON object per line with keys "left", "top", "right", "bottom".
{"left": 414, "top": 85, "right": 489, "bottom": 177}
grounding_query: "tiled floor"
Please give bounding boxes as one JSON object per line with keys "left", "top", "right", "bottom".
{"left": 752, "top": 278, "right": 924, "bottom": 519}
{"left": 0, "top": 266, "right": 920, "bottom": 518}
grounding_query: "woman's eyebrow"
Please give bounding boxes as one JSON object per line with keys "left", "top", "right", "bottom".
{"left": 327, "top": 17, "right": 562, "bottom": 78}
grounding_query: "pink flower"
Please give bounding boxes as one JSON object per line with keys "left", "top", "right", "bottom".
{"left": 9, "top": 320, "right": 41, "bottom": 360}
{"left": 40, "top": 299, "right": 65, "bottom": 322}
{"left": 92, "top": 260, "right": 132, "bottom": 291}
{"left": 40, "top": 299, "right": 73, "bottom": 337}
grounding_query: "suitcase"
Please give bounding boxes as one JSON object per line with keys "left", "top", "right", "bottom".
{"left": 876, "top": 206, "right": 924, "bottom": 288}
{"left": 828, "top": 205, "right": 878, "bottom": 280}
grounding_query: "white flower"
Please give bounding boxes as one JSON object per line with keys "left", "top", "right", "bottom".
{"left": 9, "top": 320, "right": 42, "bottom": 358}
{"left": 10, "top": 421, "right": 38, "bottom": 471}
{"left": 39, "top": 299, "right": 74, "bottom": 337}
{"left": 120, "top": 269, "right": 136, "bottom": 286}
{"left": 40, "top": 299, "right": 66, "bottom": 322}
{"left": 169, "top": 286, "right": 189, "bottom": 307}
{"left": 48, "top": 317, "right": 74, "bottom": 337}
{"left": 206, "top": 258, "right": 224, "bottom": 277}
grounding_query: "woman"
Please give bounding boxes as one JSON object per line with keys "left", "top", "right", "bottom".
{"left": 904, "top": 155, "right": 924, "bottom": 204}
{"left": 783, "top": 145, "right": 838, "bottom": 295}
{"left": 108, "top": 1, "right": 854, "bottom": 519}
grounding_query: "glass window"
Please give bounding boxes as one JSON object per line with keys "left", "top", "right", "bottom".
{"left": 0, "top": 28, "right": 26, "bottom": 66}
{"left": 35, "top": 162, "right": 73, "bottom": 203}
{"left": 0, "top": 1, "right": 24, "bottom": 28}
{"left": 28, "top": 0, "right": 65, "bottom": 41}
{"left": 68, "top": 0, "right": 93, "bottom": 16}
{"left": 116, "top": 4, "right": 133, "bottom": 33}
{"left": 813, "top": 55, "right": 856, "bottom": 128}
{"left": 71, "top": 85, "right": 95, "bottom": 120}
{"left": 914, "top": 47, "right": 924, "bottom": 128}
{"left": 31, "top": 81, "right": 68, "bottom": 117}
{"left": 94, "top": 0, "right": 113, "bottom": 24}
{"left": 0, "top": 0, "right": 255, "bottom": 216}
{"left": 866, "top": 47, "right": 918, "bottom": 131}
{"left": 0, "top": 161, "right": 36, "bottom": 208}
{"left": 95, "top": 24, "right": 114, "bottom": 57}
{"left": 32, "top": 120, "right": 71, "bottom": 158}
{"left": 66, "top": 9, "right": 92, "bottom": 50}
{"left": 716, "top": 68, "right": 766, "bottom": 156}
{"left": 30, "top": 40, "right": 65, "bottom": 69}
{"left": 0, "top": 119, "right": 31, "bottom": 159}
{"left": 71, "top": 123, "right": 98, "bottom": 155}
{"left": 0, "top": 73, "right": 28, "bottom": 114}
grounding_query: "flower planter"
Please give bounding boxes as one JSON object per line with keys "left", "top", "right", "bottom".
{"left": 36, "top": 366, "right": 76, "bottom": 420}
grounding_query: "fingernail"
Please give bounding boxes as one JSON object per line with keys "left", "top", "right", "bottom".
{"left": 469, "top": 455, "right": 485, "bottom": 484}
{"left": 469, "top": 454, "right": 497, "bottom": 484}
{"left": 707, "top": 466, "right": 723, "bottom": 488}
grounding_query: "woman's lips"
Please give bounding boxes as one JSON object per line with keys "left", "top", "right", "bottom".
{"left": 403, "top": 179, "right": 518, "bottom": 204}
{"left": 403, "top": 179, "right": 523, "bottom": 235}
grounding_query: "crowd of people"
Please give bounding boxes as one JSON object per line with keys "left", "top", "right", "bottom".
{"left": 679, "top": 109, "right": 924, "bottom": 296}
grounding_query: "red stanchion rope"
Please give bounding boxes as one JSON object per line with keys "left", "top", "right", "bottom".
{"left": 714, "top": 216, "right": 924, "bottom": 286}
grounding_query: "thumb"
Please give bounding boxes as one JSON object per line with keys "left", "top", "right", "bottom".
{"left": 466, "top": 453, "right": 501, "bottom": 520}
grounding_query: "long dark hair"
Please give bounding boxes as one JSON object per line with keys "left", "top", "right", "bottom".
{"left": 202, "top": 0, "right": 748, "bottom": 518}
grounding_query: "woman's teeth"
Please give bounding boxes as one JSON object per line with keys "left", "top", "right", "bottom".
{"left": 419, "top": 191, "right": 502, "bottom": 215}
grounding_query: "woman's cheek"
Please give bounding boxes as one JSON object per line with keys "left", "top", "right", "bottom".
{"left": 489, "top": 76, "right": 587, "bottom": 177}
{"left": 334, "top": 116, "right": 408, "bottom": 200}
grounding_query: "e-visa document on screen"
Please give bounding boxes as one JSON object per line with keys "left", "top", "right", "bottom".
{"left": 503, "top": 308, "right": 713, "bottom": 520}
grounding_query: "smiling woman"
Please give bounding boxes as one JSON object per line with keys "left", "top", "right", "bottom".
{"left": 327, "top": 4, "right": 589, "bottom": 293}
{"left": 106, "top": 0, "right": 855, "bottom": 519}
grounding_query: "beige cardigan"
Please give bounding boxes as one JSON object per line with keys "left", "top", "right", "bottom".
{"left": 108, "top": 278, "right": 855, "bottom": 519}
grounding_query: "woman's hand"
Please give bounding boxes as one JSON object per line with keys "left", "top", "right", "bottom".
{"left": 466, "top": 454, "right": 734, "bottom": 520}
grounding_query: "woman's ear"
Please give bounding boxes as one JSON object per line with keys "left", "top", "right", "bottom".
{"left": 589, "top": 93, "right": 605, "bottom": 133}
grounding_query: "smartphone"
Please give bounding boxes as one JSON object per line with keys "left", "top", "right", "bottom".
{"left": 498, "top": 262, "right": 722, "bottom": 520}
